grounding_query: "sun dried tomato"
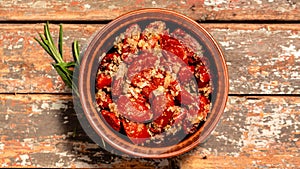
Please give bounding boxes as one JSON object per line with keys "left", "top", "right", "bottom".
{"left": 127, "top": 52, "right": 158, "bottom": 80}
{"left": 196, "top": 65, "right": 210, "bottom": 88}
{"left": 122, "top": 53, "right": 134, "bottom": 64}
{"left": 160, "top": 35, "right": 187, "bottom": 63}
{"left": 141, "top": 84, "right": 157, "bottom": 99}
{"left": 96, "top": 91, "right": 112, "bottom": 109}
{"left": 182, "top": 107, "right": 199, "bottom": 134}
{"left": 122, "top": 119, "right": 150, "bottom": 144}
{"left": 198, "top": 95, "right": 210, "bottom": 119}
{"left": 178, "top": 66, "right": 195, "bottom": 83}
{"left": 133, "top": 93, "right": 148, "bottom": 108}
{"left": 172, "top": 107, "right": 187, "bottom": 125}
{"left": 176, "top": 87, "right": 197, "bottom": 105}
{"left": 117, "top": 95, "right": 153, "bottom": 123}
{"left": 101, "top": 110, "right": 121, "bottom": 131}
{"left": 149, "top": 109, "right": 174, "bottom": 134}
{"left": 151, "top": 92, "right": 174, "bottom": 119}
{"left": 101, "top": 53, "right": 117, "bottom": 63}
{"left": 96, "top": 73, "right": 112, "bottom": 89}
{"left": 130, "top": 68, "right": 153, "bottom": 87}
{"left": 121, "top": 38, "right": 137, "bottom": 54}
{"left": 111, "top": 77, "right": 122, "bottom": 97}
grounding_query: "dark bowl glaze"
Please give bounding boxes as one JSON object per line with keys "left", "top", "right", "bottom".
{"left": 78, "top": 8, "right": 228, "bottom": 158}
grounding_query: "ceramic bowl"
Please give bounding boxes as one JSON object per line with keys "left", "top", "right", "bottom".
{"left": 78, "top": 8, "right": 228, "bottom": 158}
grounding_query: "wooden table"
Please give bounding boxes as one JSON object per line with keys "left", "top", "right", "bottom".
{"left": 0, "top": 0, "right": 299, "bottom": 168}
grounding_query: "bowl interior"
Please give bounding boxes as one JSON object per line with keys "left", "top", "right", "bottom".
{"left": 79, "top": 9, "right": 228, "bottom": 158}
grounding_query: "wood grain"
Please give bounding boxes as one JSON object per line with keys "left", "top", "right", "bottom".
{"left": 0, "top": 24, "right": 299, "bottom": 94}
{"left": 0, "top": 0, "right": 299, "bottom": 21}
{"left": 0, "top": 94, "right": 299, "bottom": 167}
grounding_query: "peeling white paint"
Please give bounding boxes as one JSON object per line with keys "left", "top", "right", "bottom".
{"left": 239, "top": 99, "right": 299, "bottom": 150}
{"left": 1, "top": 162, "right": 8, "bottom": 167}
{"left": 8, "top": 44, "right": 13, "bottom": 50}
{"left": 19, "top": 154, "right": 31, "bottom": 166}
{"left": 84, "top": 4, "right": 91, "bottom": 9}
{"left": 5, "top": 114, "right": 9, "bottom": 120}
{"left": 280, "top": 44, "right": 300, "bottom": 57}
{"left": 0, "top": 142, "right": 4, "bottom": 150}
{"left": 41, "top": 102, "right": 49, "bottom": 109}
{"left": 32, "top": 104, "right": 42, "bottom": 113}
{"left": 55, "top": 161, "right": 65, "bottom": 167}
{"left": 204, "top": 0, "right": 227, "bottom": 6}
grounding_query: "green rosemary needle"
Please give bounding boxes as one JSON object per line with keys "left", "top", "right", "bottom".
{"left": 35, "top": 22, "right": 80, "bottom": 97}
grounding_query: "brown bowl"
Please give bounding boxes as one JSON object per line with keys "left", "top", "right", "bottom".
{"left": 78, "top": 8, "right": 228, "bottom": 158}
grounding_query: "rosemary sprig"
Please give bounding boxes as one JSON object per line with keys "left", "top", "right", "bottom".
{"left": 35, "top": 23, "right": 107, "bottom": 147}
{"left": 35, "top": 22, "right": 80, "bottom": 97}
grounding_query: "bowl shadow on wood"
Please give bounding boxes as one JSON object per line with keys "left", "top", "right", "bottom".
{"left": 55, "top": 66, "right": 177, "bottom": 167}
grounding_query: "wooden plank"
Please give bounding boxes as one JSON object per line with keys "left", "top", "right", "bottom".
{"left": 0, "top": 94, "right": 299, "bottom": 167}
{"left": 0, "top": 24, "right": 299, "bottom": 94}
{"left": 0, "top": 0, "right": 299, "bottom": 21}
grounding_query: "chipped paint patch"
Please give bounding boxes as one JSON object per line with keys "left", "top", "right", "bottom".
{"left": 280, "top": 44, "right": 300, "bottom": 57}
{"left": 239, "top": 97, "right": 300, "bottom": 151}
{"left": 0, "top": 142, "right": 4, "bottom": 150}
{"left": 84, "top": 4, "right": 91, "bottom": 9}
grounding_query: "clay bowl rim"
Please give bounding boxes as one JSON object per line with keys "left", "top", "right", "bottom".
{"left": 78, "top": 8, "right": 229, "bottom": 158}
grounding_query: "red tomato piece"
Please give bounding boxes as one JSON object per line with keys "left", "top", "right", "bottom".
{"left": 182, "top": 95, "right": 210, "bottom": 134}
{"left": 178, "top": 66, "right": 195, "bottom": 83}
{"left": 111, "top": 77, "right": 122, "bottom": 97}
{"left": 96, "top": 73, "right": 112, "bottom": 89}
{"left": 101, "top": 110, "right": 121, "bottom": 131}
{"left": 176, "top": 88, "right": 197, "bottom": 105}
{"left": 160, "top": 35, "right": 187, "bottom": 63}
{"left": 101, "top": 53, "right": 116, "bottom": 63}
{"left": 132, "top": 94, "right": 148, "bottom": 111}
{"left": 141, "top": 83, "right": 157, "bottom": 99}
{"left": 196, "top": 65, "right": 210, "bottom": 88}
{"left": 96, "top": 92, "right": 112, "bottom": 109}
{"left": 182, "top": 107, "right": 199, "bottom": 134}
{"left": 172, "top": 107, "right": 187, "bottom": 125}
{"left": 121, "top": 38, "right": 137, "bottom": 54}
{"left": 122, "top": 119, "right": 150, "bottom": 144}
{"left": 198, "top": 95, "right": 210, "bottom": 119}
{"left": 121, "top": 53, "right": 134, "bottom": 64}
{"left": 150, "top": 109, "right": 174, "bottom": 134}
{"left": 151, "top": 93, "right": 174, "bottom": 119}
{"left": 117, "top": 95, "right": 153, "bottom": 123}
{"left": 152, "top": 77, "right": 164, "bottom": 86}
{"left": 127, "top": 52, "right": 158, "bottom": 80}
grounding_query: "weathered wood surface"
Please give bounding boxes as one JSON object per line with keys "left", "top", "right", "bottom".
{"left": 0, "top": 24, "right": 299, "bottom": 94}
{"left": 0, "top": 94, "right": 299, "bottom": 168}
{"left": 0, "top": 0, "right": 299, "bottom": 21}
{"left": 1, "top": 0, "right": 299, "bottom": 167}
